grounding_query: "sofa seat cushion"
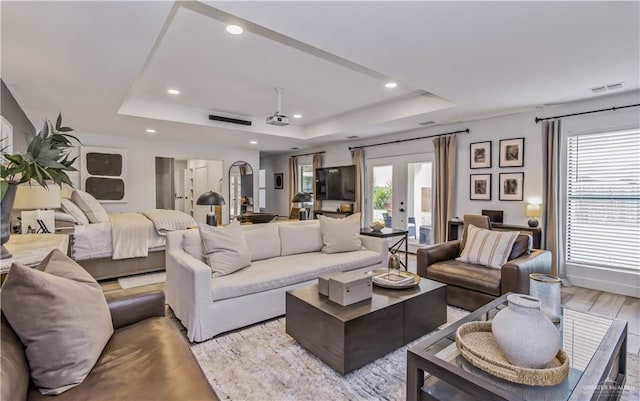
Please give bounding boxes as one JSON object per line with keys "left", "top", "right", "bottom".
{"left": 210, "top": 250, "right": 381, "bottom": 301}
{"left": 426, "top": 260, "right": 502, "bottom": 296}
{"left": 27, "top": 318, "right": 218, "bottom": 401}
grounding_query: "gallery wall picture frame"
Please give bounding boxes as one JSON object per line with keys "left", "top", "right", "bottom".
{"left": 499, "top": 172, "right": 524, "bottom": 201}
{"left": 499, "top": 137, "right": 525, "bottom": 167}
{"left": 470, "top": 141, "right": 492, "bottom": 169}
{"left": 470, "top": 174, "right": 492, "bottom": 200}
{"left": 274, "top": 173, "right": 284, "bottom": 189}
{"left": 80, "top": 146, "right": 127, "bottom": 203}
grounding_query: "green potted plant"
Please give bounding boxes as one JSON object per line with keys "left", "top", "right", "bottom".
{"left": 1, "top": 114, "right": 79, "bottom": 258}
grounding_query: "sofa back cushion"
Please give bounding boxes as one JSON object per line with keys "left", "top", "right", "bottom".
{"left": 279, "top": 221, "right": 324, "bottom": 256}
{"left": 199, "top": 221, "right": 251, "bottom": 277}
{"left": 182, "top": 228, "right": 203, "bottom": 260}
{"left": 1, "top": 249, "right": 114, "bottom": 395}
{"left": 456, "top": 224, "right": 519, "bottom": 269}
{"left": 242, "top": 223, "right": 281, "bottom": 261}
{"left": 318, "top": 213, "right": 363, "bottom": 254}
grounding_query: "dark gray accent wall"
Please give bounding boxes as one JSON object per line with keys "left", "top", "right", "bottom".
{"left": 1, "top": 79, "right": 35, "bottom": 153}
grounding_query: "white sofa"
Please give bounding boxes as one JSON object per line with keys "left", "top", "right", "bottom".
{"left": 165, "top": 220, "right": 388, "bottom": 342}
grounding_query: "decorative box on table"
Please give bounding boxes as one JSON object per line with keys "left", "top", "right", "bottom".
{"left": 328, "top": 271, "right": 372, "bottom": 306}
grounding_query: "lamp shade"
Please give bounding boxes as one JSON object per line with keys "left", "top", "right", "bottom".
{"left": 292, "top": 192, "right": 313, "bottom": 203}
{"left": 526, "top": 203, "right": 541, "bottom": 218}
{"left": 196, "top": 191, "right": 225, "bottom": 206}
{"left": 13, "top": 184, "right": 61, "bottom": 210}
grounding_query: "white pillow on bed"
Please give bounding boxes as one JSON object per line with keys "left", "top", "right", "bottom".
{"left": 71, "top": 191, "right": 108, "bottom": 223}
{"left": 60, "top": 198, "right": 90, "bottom": 225}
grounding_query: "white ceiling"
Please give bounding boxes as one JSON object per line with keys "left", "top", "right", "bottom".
{"left": 2, "top": 1, "right": 639, "bottom": 152}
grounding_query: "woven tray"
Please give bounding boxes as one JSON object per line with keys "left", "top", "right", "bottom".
{"left": 370, "top": 269, "right": 421, "bottom": 289}
{"left": 455, "top": 321, "right": 569, "bottom": 386}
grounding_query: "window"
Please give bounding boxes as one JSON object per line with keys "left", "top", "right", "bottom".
{"left": 565, "top": 128, "right": 640, "bottom": 271}
{"left": 299, "top": 164, "right": 314, "bottom": 194}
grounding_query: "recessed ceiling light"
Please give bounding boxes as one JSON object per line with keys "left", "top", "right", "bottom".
{"left": 249, "top": 140, "right": 258, "bottom": 145}
{"left": 167, "top": 89, "right": 180, "bottom": 95}
{"left": 146, "top": 129, "right": 156, "bottom": 134}
{"left": 385, "top": 82, "right": 397, "bottom": 89}
{"left": 290, "top": 147, "right": 300, "bottom": 150}
{"left": 347, "top": 135, "right": 360, "bottom": 139}
{"left": 292, "top": 114, "right": 302, "bottom": 119}
{"left": 226, "top": 25, "right": 243, "bottom": 35}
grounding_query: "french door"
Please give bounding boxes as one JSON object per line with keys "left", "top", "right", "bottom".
{"left": 366, "top": 154, "right": 434, "bottom": 252}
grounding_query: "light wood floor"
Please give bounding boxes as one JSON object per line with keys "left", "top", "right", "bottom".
{"left": 100, "top": 254, "right": 640, "bottom": 353}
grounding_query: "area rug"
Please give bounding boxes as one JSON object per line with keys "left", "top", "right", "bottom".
{"left": 190, "top": 309, "right": 640, "bottom": 401}
{"left": 190, "top": 307, "right": 469, "bottom": 401}
{"left": 117, "top": 272, "right": 166, "bottom": 289}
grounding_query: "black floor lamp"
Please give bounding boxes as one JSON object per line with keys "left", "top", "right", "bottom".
{"left": 196, "top": 191, "right": 225, "bottom": 226}
{"left": 292, "top": 191, "right": 313, "bottom": 220}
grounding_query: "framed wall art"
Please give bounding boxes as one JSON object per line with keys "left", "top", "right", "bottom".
{"left": 470, "top": 141, "right": 492, "bottom": 169}
{"left": 470, "top": 174, "right": 491, "bottom": 200}
{"left": 499, "top": 172, "right": 524, "bottom": 201}
{"left": 80, "top": 146, "right": 127, "bottom": 203}
{"left": 499, "top": 137, "right": 525, "bottom": 167}
{"left": 274, "top": 173, "right": 284, "bottom": 189}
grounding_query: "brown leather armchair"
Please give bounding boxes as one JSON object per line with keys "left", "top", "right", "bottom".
{"left": 2, "top": 287, "right": 219, "bottom": 401}
{"left": 417, "top": 216, "right": 551, "bottom": 311}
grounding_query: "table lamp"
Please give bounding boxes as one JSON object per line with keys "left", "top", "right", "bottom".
{"left": 14, "top": 184, "right": 61, "bottom": 233}
{"left": 526, "top": 203, "right": 541, "bottom": 227}
{"left": 292, "top": 192, "right": 313, "bottom": 220}
{"left": 196, "top": 191, "right": 225, "bottom": 226}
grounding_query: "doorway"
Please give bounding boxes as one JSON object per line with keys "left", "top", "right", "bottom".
{"left": 366, "top": 155, "right": 433, "bottom": 252}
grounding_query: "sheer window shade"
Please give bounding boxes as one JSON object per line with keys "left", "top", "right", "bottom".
{"left": 566, "top": 129, "right": 640, "bottom": 270}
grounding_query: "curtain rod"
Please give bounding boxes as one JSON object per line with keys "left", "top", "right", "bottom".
{"left": 348, "top": 129, "right": 470, "bottom": 151}
{"left": 535, "top": 103, "right": 640, "bottom": 123}
{"left": 291, "top": 151, "right": 325, "bottom": 158}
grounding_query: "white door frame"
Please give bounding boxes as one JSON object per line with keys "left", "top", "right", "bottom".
{"left": 365, "top": 154, "right": 434, "bottom": 231}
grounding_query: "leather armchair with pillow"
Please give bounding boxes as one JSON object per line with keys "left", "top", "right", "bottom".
{"left": 417, "top": 215, "right": 551, "bottom": 311}
{"left": 1, "top": 286, "right": 219, "bottom": 401}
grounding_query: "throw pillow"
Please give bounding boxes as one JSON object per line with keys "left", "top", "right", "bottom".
{"left": 199, "top": 221, "right": 251, "bottom": 276}
{"left": 182, "top": 228, "right": 203, "bottom": 260}
{"left": 318, "top": 212, "right": 363, "bottom": 254}
{"left": 70, "top": 190, "right": 109, "bottom": 223}
{"left": 60, "top": 198, "right": 90, "bottom": 225}
{"left": 456, "top": 224, "right": 519, "bottom": 269}
{"left": 508, "top": 233, "right": 533, "bottom": 260}
{"left": 1, "top": 249, "right": 114, "bottom": 395}
{"left": 278, "top": 221, "right": 324, "bottom": 256}
{"left": 242, "top": 223, "right": 281, "bottom": 261}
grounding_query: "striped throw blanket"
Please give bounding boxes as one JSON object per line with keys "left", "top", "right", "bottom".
{"left": 141, "top": 209, "right": 197, "bottom": 235}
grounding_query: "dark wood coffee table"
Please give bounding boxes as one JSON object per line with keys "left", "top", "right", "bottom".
{"left": 286, "top": 277, "right": 447, "bottom": 375}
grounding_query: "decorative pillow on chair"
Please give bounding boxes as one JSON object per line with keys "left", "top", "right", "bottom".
{"left": 318, "top": 212, "right": 362, "bottom": 254}
{"left": 456, "top": 224, "right": 519, "bottom": 269}
{"left": 199, "top": 221, "right": 251, "bottom": 276}
{"left": 1, "top": 249, "right": 114, "bottom": 395}
{"left": 70, "top": 190, "right": 109, "bottom": 223}
{"left": 60, "top": 198, "right": 90, "bottom": 225}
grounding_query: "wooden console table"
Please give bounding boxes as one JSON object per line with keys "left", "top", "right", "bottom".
{"left": 447, "top": 220, "right": 542, "bottom": 249}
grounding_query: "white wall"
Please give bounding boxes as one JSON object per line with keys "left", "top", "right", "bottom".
{"left": 262, "top": 91, "right": 639, "bottom": 228}
{"left": 71, "top": 132, "right": 259, "bottom": 225}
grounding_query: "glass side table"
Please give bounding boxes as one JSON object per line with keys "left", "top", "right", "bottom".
{"left": 406, "top": 294, "right": 628, "bottom": 401}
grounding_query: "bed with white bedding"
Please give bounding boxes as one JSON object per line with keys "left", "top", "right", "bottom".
{"left": 67, "top": 209, "right": 196, "bottom": 280}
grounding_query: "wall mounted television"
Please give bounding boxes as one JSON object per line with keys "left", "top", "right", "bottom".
{"left": 315, "top": 165, "right": 356, "bottom": 201}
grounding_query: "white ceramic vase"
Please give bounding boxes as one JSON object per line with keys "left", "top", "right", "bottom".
{"left": 492, "top": 294, "right": 561, "bottom": 369}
